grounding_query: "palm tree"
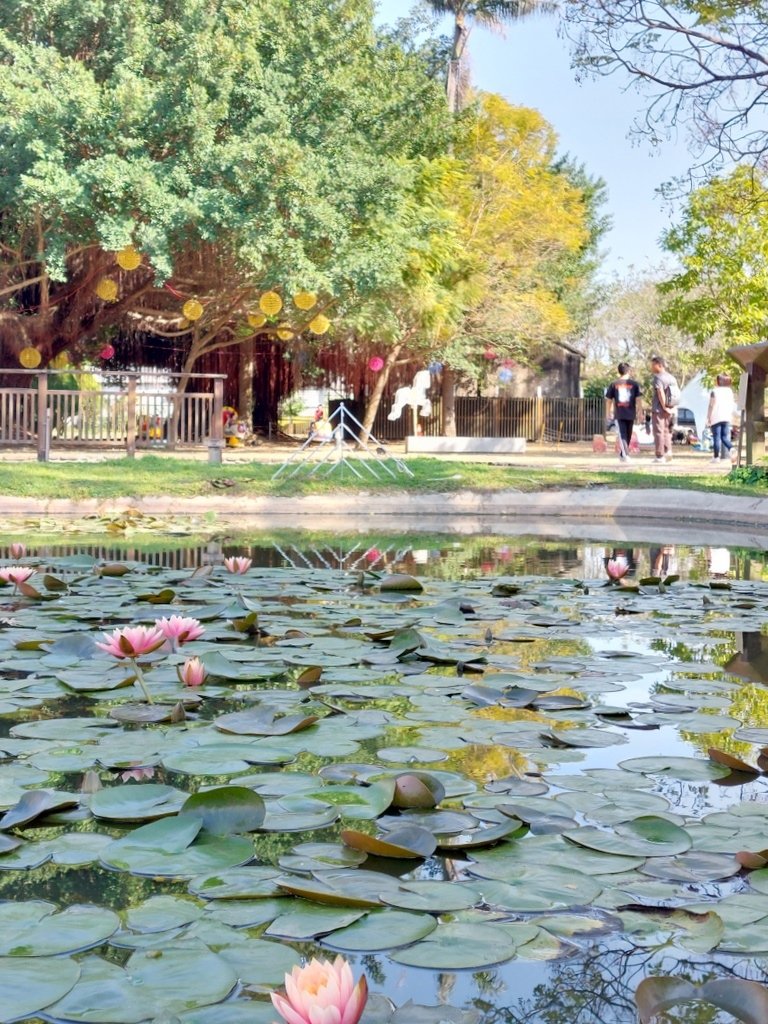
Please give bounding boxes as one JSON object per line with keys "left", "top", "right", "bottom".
{"left": 427, "top": 1, "right": 556, "bottom": 114}
{"left": 425, "top": 1, "right": 556, "bottom": 434}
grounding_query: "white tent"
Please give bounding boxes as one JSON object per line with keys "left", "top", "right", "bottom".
{"left": 678, "top": 372, "right": 712, "bottom": 439}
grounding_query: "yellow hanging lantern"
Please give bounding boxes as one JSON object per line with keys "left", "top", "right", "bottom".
{"left": 276, "top": 323, "right": 294, "bottom": 341}
{"left": 309, "top": 314, "right": 330, "bottom": 336}
{"left": 247, "top": 312, "right": 267, "bottom": 328}
{"left": 293, "top": 290, "right": 317, "bottom": 311}
{"left": 116, "top": 245, "right": 141, "bottom": 271}
{"left": 95, "top": 278, "right": 118, "bottom": 302}
{"left": 19, "top": 347, "right": 42, "bottom": 369}
{"left": 259, "top": 291, "right": 283, "bottom": 317}
{"left": 182, "top": 299, "right": 204, "bottom": 322}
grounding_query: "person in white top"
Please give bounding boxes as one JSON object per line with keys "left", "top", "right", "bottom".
{"left": 706, "top": 374, "right": 736, "bottom": 463}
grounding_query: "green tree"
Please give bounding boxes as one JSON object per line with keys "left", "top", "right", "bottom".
{"left": 0, "top": 0, "right": 449, "bottom": 372}
{"left": 660, "top": 165, "right": 768, "bottom": 360}
{"left": 424, "top": 0, "right": 557, "bottom": 432}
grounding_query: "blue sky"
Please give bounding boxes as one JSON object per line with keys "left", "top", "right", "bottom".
{"left": 376, "top": 0, "right": 696, "bottom": 277}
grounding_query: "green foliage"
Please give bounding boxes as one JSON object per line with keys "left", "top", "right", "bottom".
{"left": 661, "top": 166, "right": 768, "bottom": 358}
{"left": 0, "top": 0, "right": 451, "bottom": 361}
{"left": 727, "top": 465, "right": 768, "bottom": 487}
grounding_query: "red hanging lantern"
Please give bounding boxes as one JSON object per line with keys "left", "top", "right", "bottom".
{"left": 368, "top": 356, "right": 384, "bottom": 372}
{"left": 99, "top": 344, "right": 115, "bottom": 360}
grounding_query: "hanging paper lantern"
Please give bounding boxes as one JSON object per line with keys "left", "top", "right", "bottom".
{"left": 95, "top": 278, "right": 118, "bottom": 302}
{"left": 428, "top": 361, "right": 443, "bottom": 374}
{"left": 276, "top": 323, "right": 294, "bottom": 341}
{"left": 293, "top": 291, "right": 317, "bottom": 311}
{"left": 368, "top": 356, "right": 384, "bottom": 372}
{"left": 259, "top": 291, "right": 283, "bottom": 317}
{"left": 483, "top": 348, "right": 497, "bottom": 361}
{"left": 99, "top": 344, "right": 116, "bottom": 360}
{"left": 309, "top": 314, "right": 330, "bottom": 336}
{"left": 116, "top": 245, "right": 141, "bottom": 271}
{"left": 248, "top": 312, "right": 267, "bottom": 328}
{"left": 19, "top": 347, "right": 42, "bottom": 369}
{"left": 498, "top": 367, "right": 514, "bottom": 384}
{"left": 182, "top": 299, "right": 204, "bottom": 322}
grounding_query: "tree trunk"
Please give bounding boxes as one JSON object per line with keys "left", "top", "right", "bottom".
{"left": 446, "top": 14, "right": 469, "bottom": 114}
{"left": 442, "top": 365, "right": 457, "bottom": 437}
{"left": 238, "top": 339, "right": 255, "bottom": 426}
{"left": 361, "top": 342, "right": 402, "bottom": 442}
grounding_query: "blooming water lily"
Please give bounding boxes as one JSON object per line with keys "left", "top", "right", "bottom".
{"left": 224, "top": 556, "right": 252, "bottom": 574}
{"left": 271, "top": 956, "right": 367, "bottom": 1024}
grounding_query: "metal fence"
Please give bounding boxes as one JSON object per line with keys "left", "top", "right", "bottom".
{"left": 0, "top": 369, "right": 226, "bottom": 462}
{"left": 372, "top": 395, "right": 605, "bottom": 442}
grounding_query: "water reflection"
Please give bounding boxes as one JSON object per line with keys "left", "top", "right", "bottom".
{"left": 1, "top": 533, "right": 766, "bottom": 581}
{"left": 726, "top": 631, "right": 768, "bottom": 685}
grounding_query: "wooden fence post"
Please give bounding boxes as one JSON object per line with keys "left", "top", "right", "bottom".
{"left": 36, "top": 372, "right": 50, "bottom": 462}
{"left": 208, "top": 376, "right": 225, "bottom": 465}
{"left": 126, "top": 375, "right": 137, "bottom": 458}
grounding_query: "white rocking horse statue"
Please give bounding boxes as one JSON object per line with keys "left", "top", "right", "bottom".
{"left": 388, "top": 369, "right": 433, "bottom": 421}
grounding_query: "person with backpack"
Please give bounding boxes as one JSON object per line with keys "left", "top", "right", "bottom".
{"left": 605, "top": 362, "right": 642, "bottom": 462}
{"left": 649, "top": 354, "right": 680, "bottom": 464}
{"left": 705, "top": 373, "right": 736, "bottom": 464}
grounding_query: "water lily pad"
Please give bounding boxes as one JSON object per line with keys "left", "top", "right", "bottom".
{"left": 0, "top": 903, "right": 119, "bottom": 956}
{"left": 390, "top": 922, "right": 518, "bottom": 969}
{"left": 125, "top": 895, "right": 203, "bottom": 933}
{"left": 89, "top": 784, "right": 187, "bottom": 821}
{"left": 380, "top": 881, "right": 478, "bottom": 913}
{"left": 619, "top": 756, "right": 730, "bottom": 781}
{"left": 180, "top": 786, "right": 266, "bottom": 834}
{"left": 0, "top": 955, "right": 81, "bottom": 1022}
{"left": 188, "top": 866, "right": 283, "bottom": 900}
{"left": 0, "top": 789, "right": 78, "bottom": 830}
{"left": 265, "top": 904, "right": 367, "bottom": 939}
{"left": 567, "top": 816, "right": 692, "bottom": 858}
{"left": 101, "top": 816, "right": 254, "bottom": 878}
{"left": 341, "top": 826, "right": 436, "bottom": 859}
{"left": 213, "top": 938, "right": 300, "bottom": 986}
{"left": 324, "top": 909, "right": 437, "bottom": 951}
{"left": 46, "top": 947, "right": 238, "bottom": 1022}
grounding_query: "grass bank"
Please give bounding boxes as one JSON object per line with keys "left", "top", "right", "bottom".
{"left": 0, "top": 454, "right": 763, "bottom": 501}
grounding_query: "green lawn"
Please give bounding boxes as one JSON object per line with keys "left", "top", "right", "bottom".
{"left": 0, "top": 454, "right": 764, "bottom": 500}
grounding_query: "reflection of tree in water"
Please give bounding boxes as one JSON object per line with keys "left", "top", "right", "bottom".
{"left": 472, "top": 942, "right": 768, "bottom": 1024}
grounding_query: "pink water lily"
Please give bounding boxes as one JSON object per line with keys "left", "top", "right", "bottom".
{"left": 271, "top": 956, "right": 367, "bottom": 1024}
{"left": 178, "top": 656, "right": 207, "bottom": 687}
{"left": 95, "top": 625, "right": 167, "bottom": 660}
{"left": 119, "top": 766, "right": 156, "bottom": 782}
{"left": 606, "top": 558, "right": 629, "bottom": 581}
{"left": 9, "top": 542, "right": 26, "bottom": 559}
{"left": 0, "top": 566, "right": 36, "bottom": 593}
{"left": 155, "top": 615, "right": 204, "bottom": 649}
{"left": 224, "top": 556, "right": 252, "bottom": 574}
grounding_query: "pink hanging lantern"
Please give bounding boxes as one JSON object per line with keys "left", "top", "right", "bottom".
{"left": 99, "top": 344, "right": 115, "bottom": 360}
{"left": 368, "top": 356, "right": 384, "bottom": 372}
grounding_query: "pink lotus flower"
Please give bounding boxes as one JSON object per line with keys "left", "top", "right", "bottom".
{"left": 271, "top": 956, "right": 367, "bottom": 1024}
{"left": 178, "top": 656, "right": 207, "bottom": 687}
{"left": 154, "top": 615, "right": 204, "bottom": 649}
{"left": 9, "top": 543, "right": 25, "bottom": 559}
{"left": 224, "top": 556, "right": 252, "bottom": 574}
{"left": 606, "top": 558, "right": 629, "bottom": 581}
{"left": 95, "top": 625, "right": 166, "bottom": 660}
{"left": 119, "top": 766, "right": 156, "bottom": 783}
{"left": 0, "top": 566, "right": 35, "bottom": 586}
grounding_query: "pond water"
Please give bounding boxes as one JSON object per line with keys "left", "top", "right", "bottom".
{"left": 2, "top": 530, "right": 768, "bottom": 1024}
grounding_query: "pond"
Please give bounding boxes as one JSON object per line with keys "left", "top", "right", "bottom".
{"left": 2, "top": 529, "right": 768, "bottom": 1024}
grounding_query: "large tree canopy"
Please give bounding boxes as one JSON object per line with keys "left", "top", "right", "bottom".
{"left": 564, "top": 0, "right": 768, "bottom": 168}
{"left": 0, "top": 0, "right": 450, "bottom": 366}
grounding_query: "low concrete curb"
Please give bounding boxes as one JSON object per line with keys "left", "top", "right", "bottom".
{"left": 2, "top": 488, "right": 768, "bottom": 531}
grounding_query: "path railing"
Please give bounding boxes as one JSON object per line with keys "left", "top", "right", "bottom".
{"left": 0, "top": 369, "right": 226, "bottom": 463}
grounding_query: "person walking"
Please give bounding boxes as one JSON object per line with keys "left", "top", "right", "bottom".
{"left": 605, "top": 362, "right": 642, "bottom": 463}
{"left": 706, "top": 373, "right": 736, "bottom": 464}
{"left": 649, "top": 355, "right": 679, "bottom": 464}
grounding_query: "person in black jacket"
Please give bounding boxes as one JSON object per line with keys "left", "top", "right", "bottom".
{"left": 605, "top": 363, "right": 643, "bottom": 462}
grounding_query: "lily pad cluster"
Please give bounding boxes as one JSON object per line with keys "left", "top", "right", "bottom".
{"left": 1, "top": 553, "right": 768, "bottom": 1020}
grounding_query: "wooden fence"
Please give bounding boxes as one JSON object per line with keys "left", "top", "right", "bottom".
{"left": 0, "top": 369, "right": 226, "bottom": 462}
